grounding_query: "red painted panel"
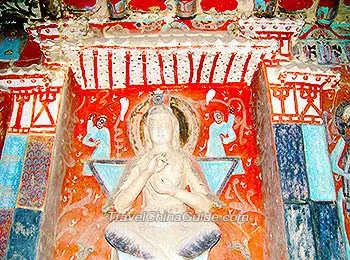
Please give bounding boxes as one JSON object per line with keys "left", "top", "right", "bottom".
{"left": 278, "top": 0, "right": 314, "bottom": 11}
{"left": 201, "top": 0, "right": 238, "bottom": 12}
{"left": 14, "top": 36, "right": 42, "bottom": 67}
{"left": 129, "top": 0, "right": 167, "bottom": 11}
{"left": 63, "top": 0, "right": 97, "bottom": 10}
{"left": 0, "top": 91, "right": 12, "bottom": 157}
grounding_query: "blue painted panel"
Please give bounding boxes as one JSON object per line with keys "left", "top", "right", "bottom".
{"left": 7, "top": 208, "right": 42, "bottom": 260}
{"left": 301, "top": 124, "right": 336, "bottom": 201}
{"left": 0, "top": 37, "right": 21, "bottom": 61}
{"left": 198, "top": 159, "right": 239, "bottom": 194}
{"left": 0, "top": 135, "right": 28, "bottom": 209}
{"left": 311, "top": 202, "right": 346, "bottom": 260}
{"left": 233, "top": 158, "right": 244, "bottom": 174}
{"left": 93, "top": 163, "right": 125, "bottom": 197}
{"left": 284, "top": 203, "right": 316, "bottom": 260}
{"left": 1, "top": 135, "right": 28, "bottom": 158}
{"left": 273, "top": 124, "right": 309, "bottom": 202}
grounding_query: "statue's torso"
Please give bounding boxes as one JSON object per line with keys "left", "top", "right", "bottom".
{"left": 139, "top": 150, "right": 188, "bottom": 213}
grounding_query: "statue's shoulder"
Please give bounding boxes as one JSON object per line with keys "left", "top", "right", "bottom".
{"left": 125, "top": 152, "right": 148, "bottom": 169}
{"left": 175, "top": 150, "right": 193, "bottom": 164}
{"left": 172, "top": 149, "right": 185, "bottom": 157}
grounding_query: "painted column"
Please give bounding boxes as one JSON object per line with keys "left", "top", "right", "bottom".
{"left": 0, "top": 69, "right": 63, "bottom": 259}
{"left": 270, "top": 67, "right": 346, "bottom": 259}
{"left": 301, "top": 124, "right": 336, "bottom": 201}
{"left": 0, "top": 88, "right": 12, "bottom": 158}
{"left": 273, "top": 123, "right": 317, "bottom": 259}
{"left": 0, "top": 133, "right": 29, "bottom": 259}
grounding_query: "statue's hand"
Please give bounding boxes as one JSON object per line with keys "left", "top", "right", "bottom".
{"left": 219, "top": 134, "right": 225, "bottom": 142}
{"left": 229, "top": 106, "right": 235, "bottom": 114}
{"left": 146, "top": 153, "right": 168, "bottom": 176}
{"left": 88, "top": 113, "right": 97, "bottom": 120}
{"left": 149, "top": 174, "right": 176, "bottom": 196}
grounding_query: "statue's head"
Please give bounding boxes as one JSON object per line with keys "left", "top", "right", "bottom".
{"left": 213, "top": 111, "right": 224, "bottom": 124}
{"left": 96, "top": 116, "right": 108, "bottom": 129}
{"left": 144, "top": 105, "right": 181, "bottom": 150}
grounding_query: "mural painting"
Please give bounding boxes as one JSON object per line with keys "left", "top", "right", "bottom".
{"left": 325, "top": 81, "right": 350, "bottom": 258}
{"left": 0, "top": 0, "right": 349, "bottom": 259}
{"left": 54, "top": 84, "right": 265, "bottom": 260}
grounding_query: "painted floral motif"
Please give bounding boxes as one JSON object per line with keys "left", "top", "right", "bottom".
{"left": 0, "top": 210, "right": 13, "bottom": 259}
{"left": 17, "top": 136, "right": 55, "bottom": 209}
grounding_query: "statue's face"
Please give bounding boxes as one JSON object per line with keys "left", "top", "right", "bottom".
{"left": 214, "top": 112, "right": 224, "bottom": 124}
{"left": 96, "top": 118, "right": 107, "bottom": 129}
{"left": 148, "top": 113, "right": 173, "bottom": 145}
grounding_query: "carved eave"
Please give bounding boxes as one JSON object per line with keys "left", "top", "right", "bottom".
{"left": 267, "top": 60, "right": 340, "bottom": 124}
{"left": 0, "top": 65, "right": 66, "bottom": 135}
{"left": 278, "top": 63, "right": 340, "bottom": 90}
{"left": 33, "top": 31, "right": 278, "bottom": 89}
{"left": 239, "top": 18, "right": 305, "bottom": 66}
{"left": 0, "top": 65, "right": 68, "bottom": 89}
{"left": 0, "top": 64, "right": 67, "bottom": 134}
{"left": 239, "top": 17, "right": 304, "bottom": 39}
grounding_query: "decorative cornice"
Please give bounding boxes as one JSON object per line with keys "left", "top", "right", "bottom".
{"left": 0, "top": 65, "right": 67, "bottom": 89}
{"left": 238, "top": 17, "right": 305, "bottom": 40}
{"left": 266, "top": 60, "right": 340, "bottom": 125}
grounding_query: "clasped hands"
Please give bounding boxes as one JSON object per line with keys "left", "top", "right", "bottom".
{"left": 145, "top": 153, "right": 176, "bottom": 196}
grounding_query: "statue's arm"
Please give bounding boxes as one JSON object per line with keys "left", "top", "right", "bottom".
{"left": 173, "top": 158, "right": 213, "bottom": 213}
{"left": 113, "top": 161, "right": 151, "bottom": 214}
{"left": 227, "top": 113, "right": 235, "bottom": 128}
{"left": 222, "top": 114, "right": 236, "bottom": 144}
{"left": 102, "top": 128, "right": 111, "bottom": 155}
{"left": 330, "top": 137, "right": 347, "bottom": 176}
{"left": 82, "top": 120, "right": 96, "bottom": 147}
{"left": 222, "top": 127, "right": 236, "bottom": 144}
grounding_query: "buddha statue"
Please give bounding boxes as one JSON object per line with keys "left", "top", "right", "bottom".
{"left": 104, "top": 104, "right": 221, "bottom": 259}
